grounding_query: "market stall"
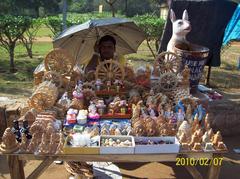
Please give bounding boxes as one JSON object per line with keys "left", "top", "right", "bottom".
{"left": 0, "top": 46, "right": 227, "bottom": 179}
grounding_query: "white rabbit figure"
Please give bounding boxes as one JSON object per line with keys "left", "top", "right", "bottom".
{"left": 167, "top": 9, "right": 191, "bottom": 52}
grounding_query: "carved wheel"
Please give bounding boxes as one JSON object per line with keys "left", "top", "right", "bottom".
{"left": 29, "top": 93, "right": 55, "bottom": 111}
{"left": 153, "top": 72, "right": 178, "bottom": 92}
{"left": 44, "top": 48, "right": 74, "bottom": 75}
{"left": 95, "top": 59, "right": 125, "bottom": 82}
{"left": 43, "top": 71, "right": 63, "bottom": 88}
{"left": 154, "top": 52, "right": 181, "bottom": 75}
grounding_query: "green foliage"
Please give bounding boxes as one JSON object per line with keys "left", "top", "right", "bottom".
{"left": 0, "top": 15, "right": 32, "bottom": 71}
{"left": 133, "top": 14, "right": 165, "bottom": 41}
{"left": 43, "top": 12, "right": 125, "bottom": 38}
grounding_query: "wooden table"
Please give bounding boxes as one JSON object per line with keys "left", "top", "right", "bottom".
{"left": 2, "top": 151, "right": 224, "bottom": 179}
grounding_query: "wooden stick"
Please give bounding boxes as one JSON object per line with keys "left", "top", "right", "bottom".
{"left": 207, "top": 154, "right": 222, "bottom": 179}
{"left": 185, "top": 165, "right": 203, "bottom": 179}
{"left": 7, "top": 155, "right": 25, "bottom": 179}
{"left": 27, "top": 157, "right": 56, "bottom": 179}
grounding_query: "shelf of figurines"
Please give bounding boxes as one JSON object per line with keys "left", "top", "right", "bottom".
{"left": 0, "top": 113, "right": 228, "bottom": 156}
{"left": 0, "top": 78, "right": 228, "bottom": 156}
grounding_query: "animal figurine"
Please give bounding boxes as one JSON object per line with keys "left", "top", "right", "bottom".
{"left": 167, "top": 9, "right": 191, "bottom": 52}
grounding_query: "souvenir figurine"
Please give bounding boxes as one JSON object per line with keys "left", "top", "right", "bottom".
{"left": 212, "top": 131, "right": 223, "bottom": 147}
{"left": 19, "top": 133, "right": 28, "bottom": 152}
{"left": 88, "top": 102, "right": 100, "bottom": 120}
{"left": 0, "top": 128, "right": 19, "bottom": 153}
{"left": 21, "top": 120, "right": 32, "bottom": 139}
{"left": 77, "top": 110, "right": 88, "bottom": 124}
{"left": 176, "top": 108, "right": 185, "bottom": 122}
{"left": 157, "top": 103, "right": 164, "bottom": 116}
{"left": 177, "top": 120, "right": 191, "bottom": 139}
{"left": 107, "top": 80, "right": 111, "bottom": 91}
{"left": 175, "top": 100, "right": 185, "bottom": 113}
{"left": 96, "top": 99, "right": 106, "bottom": 115}
{"left": 12, "top": 120, "right": 21, "bottom": 142}
{"left": 114, "top": 79, "right": 123, "bottom": 92}
{"left": 72, "top": 83, "right": 84, "bottom": 100}
{"left": 58, "top": 92, "right": 71, "bottom": 108}
{"left": 192, "top": 102, "right": 206, "bottom": 122}
{"left": 66, "top": 108, "right": 78, "bottom": 124}
{"left": 95, "top": 79, "right": 103, "bottom": 91}
{"left": 164, "top": 104, "right": 174, "bottom": 120}
{"left": 185, "top": 104, "right": 192, "bottom": 124}
{"left": 202, "top": 131, "right": 210, "bottom": 146}
{"left": 119, "top": 100, "right": 128, "bottom": 114}
{"left": 55, "top": 132, "right": 64, "bottom": 154}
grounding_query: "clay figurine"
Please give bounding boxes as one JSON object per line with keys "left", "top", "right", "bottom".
{"left": 77, "top": 110, "right": 88, "bottom": 124}
{"left": 0, "top": 128, "right": 19, "bottom": 153}
{"left": 88, "top": 102, "right": 100, "bottom": 120}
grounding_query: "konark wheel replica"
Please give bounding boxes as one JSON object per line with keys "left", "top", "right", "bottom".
{"left": 153, "top": 72, "right": 178, "bottom": 92}
{"left": 42, "top": 71, "right": 63, "bottom": 88}
{"left": 29, "top": 81, "right": 58, "bottom": 111}
{"left": 95, "top": 59, "right": 125, "bottom": 82}
{"left": 154, "top": 52, "right": 181, "bottom": 75}
{"left": 44, "top": 48, "right": 74, "bottom": 76}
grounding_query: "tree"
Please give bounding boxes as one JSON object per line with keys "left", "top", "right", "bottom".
{"left": 20, "top": 18, "right": 43, "bottom": 58}
{"left": 0, "top": 16, "right": 31, "bottom": 72}
{"left": 133, "top": 14, "right": 165, "bottom": 58}
{"left": 105, "top": 0, "right": 118, "bottom": 17}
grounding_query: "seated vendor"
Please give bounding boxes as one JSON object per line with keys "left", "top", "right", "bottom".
{"left": 85, "top": 35, "right": 126, "bottom": 72}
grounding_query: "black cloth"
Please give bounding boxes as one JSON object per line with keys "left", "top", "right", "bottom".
{"left": 159, "top": 0, "right": 237, "bottom": 67}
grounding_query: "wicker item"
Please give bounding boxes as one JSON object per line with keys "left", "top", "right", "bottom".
{"left": 45, "top": 48, "right": 75, "bottom": 76}
{"left": 28, "top": 81, "right": 58, "bottom": 111}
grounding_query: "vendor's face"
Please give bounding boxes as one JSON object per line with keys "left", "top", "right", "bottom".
{"left": 99, "top": 41, "right": 115, "bottom": 60}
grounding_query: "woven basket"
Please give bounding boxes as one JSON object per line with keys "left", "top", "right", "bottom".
{"left": 64, "top": 162, "right": 94, "bottom": 178}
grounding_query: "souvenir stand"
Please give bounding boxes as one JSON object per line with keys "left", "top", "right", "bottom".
{"left": 0, "top": 48, "right": 227, "bottom": 179}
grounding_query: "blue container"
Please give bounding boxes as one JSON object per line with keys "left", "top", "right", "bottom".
{"left": 174, "top": 44, "right": 209, "bottom": 94}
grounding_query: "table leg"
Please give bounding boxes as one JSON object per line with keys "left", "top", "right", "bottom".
{"left": 207, "top": 154, "right": 222, "bottom": 179}
{"left": 7, "top": 155, "right": 25, "bottom": 179}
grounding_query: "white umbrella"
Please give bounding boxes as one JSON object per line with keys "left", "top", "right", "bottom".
{"left": 53, "top": 18, "right": 146, "bottom": 65}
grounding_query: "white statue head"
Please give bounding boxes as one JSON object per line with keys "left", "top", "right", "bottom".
{"left": 170, "top": 9, "right": 191, "bottom": 37}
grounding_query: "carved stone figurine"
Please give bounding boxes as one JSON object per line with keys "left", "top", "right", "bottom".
{"left": 0, "top": 128, "right": 19, "bottom": 153}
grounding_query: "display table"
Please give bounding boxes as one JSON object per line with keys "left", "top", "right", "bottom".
{"left": 2, "top": 151, "right": 225, "bottom": 179}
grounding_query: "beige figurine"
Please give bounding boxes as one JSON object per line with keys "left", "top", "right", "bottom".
{"left": 179, "top": 133, "right": 188, "bottom": 144}
{"left": 38, "top": 133, "right": 49, "bottom": 154}
{"left": 19, "top": 133, "right": 28, "bottom": 153}
{"left": 177, "top": 121, "right": 191, "bottom": 139}
{"left": 216, "top": 142, "right": 227, "bottom": 151}
{"left": 192, "top": 143, "right": 202, "bottom": 152}
{"left": 49, "top": 133, "right": 59, "bottom": 154}
{"left": 0, "top": 128, "right": 19, "bottom": 153}
{"left": 202, "top": 131, "right": 211, "bottom": 146}
{"left": 55, "top": 132, "right": 64, "bottom": 155}
{"left": 27, "top": 133, "right": 38, "bottom": 153}
{"left": 212, "top": 131, "right": 223, "bottom": 147}
{"left": 189, "top": 132, "right": 201, "bottom": 149}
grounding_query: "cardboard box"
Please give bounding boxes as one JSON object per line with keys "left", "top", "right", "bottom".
{"left": 63, "top": 136, "right": 100, "bottom": 154}
{"left": 100, "top": 135, "right": 135, "bottom": 154}
{"left": 134, "top": 136, "right": 180, "bottom": 154}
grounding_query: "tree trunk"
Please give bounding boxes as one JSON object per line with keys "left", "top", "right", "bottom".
{"left": 111, "top": 5, "right": 115, "bottom": 17}
{"left": 9, "top": 43, "right": 16, "bottom": 73}
{"left": 35, "top": 6, "right": 39, "bottom": 18}
{"left": 26, "top": 47, "right": 33, "bottom": 58}
{"left": 146, "top": 39, "right": 156, "bottom": 59}
{"left": 62, "top": 0, "right": 68, "bottom": 31}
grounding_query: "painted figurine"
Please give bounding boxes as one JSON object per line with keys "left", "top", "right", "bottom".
{"left": 12, "top": 120, "right": 21, "bottom": 142}
{"left": 88, "top": 102, "right": 100, "bottom": 120}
